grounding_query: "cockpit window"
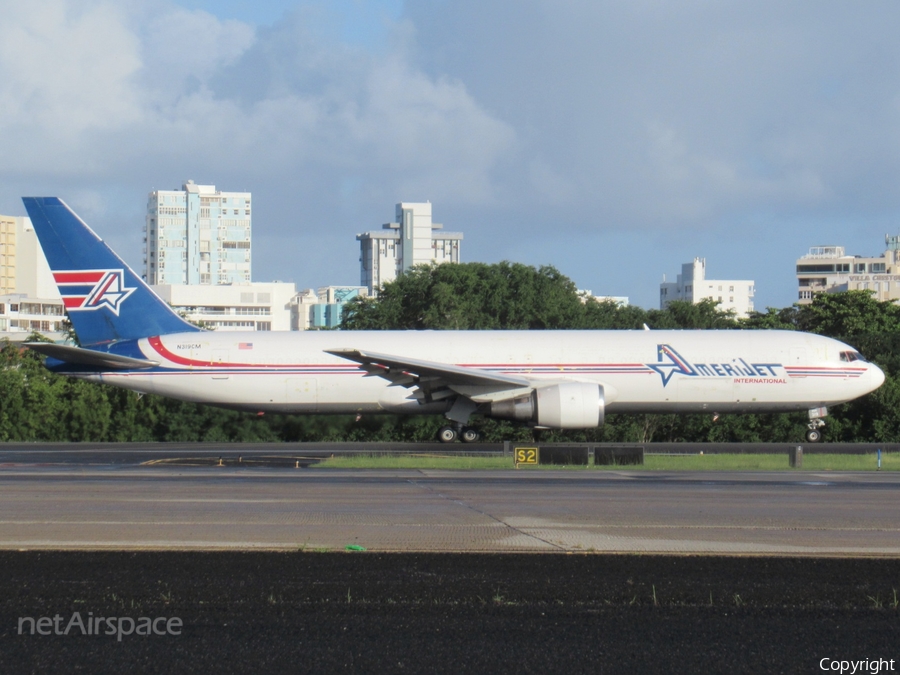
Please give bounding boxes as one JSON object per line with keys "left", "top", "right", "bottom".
{"left": 840, "top": 350, "right": 866, "bottom": 363}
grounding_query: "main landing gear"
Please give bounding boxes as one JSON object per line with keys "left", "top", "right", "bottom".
{"left": 437, "top": 397, "right": 481, "bottom": 443}
{"left": 437, "top": 425, "right": 482, "bottom": 443}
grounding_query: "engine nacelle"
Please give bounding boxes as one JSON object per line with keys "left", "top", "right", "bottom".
{"left": 489, "top": 383, "right": 605, "bottom": 429}
{"left": 536, "top": 382, "right": 605, "bottom": 428}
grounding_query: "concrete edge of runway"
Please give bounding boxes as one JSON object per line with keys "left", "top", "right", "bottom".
{"left": 2, "top": 544, "right": 899, "bottom": 557}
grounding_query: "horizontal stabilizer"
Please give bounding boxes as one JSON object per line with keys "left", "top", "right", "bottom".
{"left": 24, "top": 342, "right": 158, "bottom": 370}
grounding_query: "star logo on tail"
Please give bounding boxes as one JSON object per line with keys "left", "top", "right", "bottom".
{"left": 647, "top": 344, "right": 696, "bottom": 387}
{"left": 54, "top": 269, "right": 136, "bottom": 316}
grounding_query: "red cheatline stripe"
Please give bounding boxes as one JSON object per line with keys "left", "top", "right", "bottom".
{"left": 148, "top": 337, "right": 202, "bottom": 367}
{"left": 147, "top": 336, "right": 356, "bottom": 369}
{"left": 54, "top": 271, "right": 105, "bottom": 283}
{"left": 785, "top": 368, "right": 866, "bottom": 374}
{"left": 461, "top": 363, "right": 647, "bottom": 368}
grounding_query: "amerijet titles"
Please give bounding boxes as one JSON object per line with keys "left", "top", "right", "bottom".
{"left": 648, "top": 344, "right": 785, "bottom": 387}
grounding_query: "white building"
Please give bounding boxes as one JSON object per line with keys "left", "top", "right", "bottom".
{"left": 357, "top": 202, "right": 462, "bottom": 294}
{"left": 145, "top": 181, "right": 252, "bottom": 286}
{"left": 0, "top": 214, "right": 65, "bottom": 340}
{"left": 152, "top": 282, "right": 296, "bottom": 332}
{"left": 290, "top": 286, "right": 368, "bottom": 330}
{"left": 578, "top": 290, "right": 629, "bottom": 306}
{"left": 660, "top": 258, "right": 755, "bottom": 318}
{"left": 0, "top": 295, "right": 67, "bottom": 339}
{"left": 796, "top": 239, "right": 900, "bottom": 304}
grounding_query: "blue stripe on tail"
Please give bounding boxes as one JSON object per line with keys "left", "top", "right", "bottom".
{"left": 23, "top": 197, "right": 201, "bottom": 346}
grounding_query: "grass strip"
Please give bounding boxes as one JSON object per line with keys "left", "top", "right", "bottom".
{"left": 313, "top": 455, "right": 512, "bottom": 470}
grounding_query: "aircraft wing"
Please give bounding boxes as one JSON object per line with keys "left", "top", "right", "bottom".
{"left": 24, "top": 342, "right": 159, "bottom": 370}
{"left": 325, "top": 348, "right": 530, "bottom": 397}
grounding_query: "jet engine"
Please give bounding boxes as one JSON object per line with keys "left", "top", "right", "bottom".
{"left": 489, "top": 383, "right": 605, "bottom": 429}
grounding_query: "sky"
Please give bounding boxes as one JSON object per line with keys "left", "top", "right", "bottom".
{"left": 1, "top": 0, "right": 899, "bottom": 310}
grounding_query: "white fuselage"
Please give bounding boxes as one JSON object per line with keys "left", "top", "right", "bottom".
{"left": 76, "top": 329, "right": 884, "bottom": 417}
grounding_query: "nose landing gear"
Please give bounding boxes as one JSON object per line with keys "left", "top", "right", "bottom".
{"left": 805, "top": 420, "right": 824, "bottom": 443}
{"left": 805, "top": 407, "right": 827, "bottom": 443}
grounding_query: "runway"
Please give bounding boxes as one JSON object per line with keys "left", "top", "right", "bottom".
{"left": 1, "top": 453, "right": 898, "bottom": 554}
{"left": 4, "top": 446, "right": 899, "bottom": 671}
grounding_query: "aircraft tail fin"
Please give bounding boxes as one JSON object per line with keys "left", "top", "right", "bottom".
{"left": 22, "top": 197, "right": 201, "bottom": 346}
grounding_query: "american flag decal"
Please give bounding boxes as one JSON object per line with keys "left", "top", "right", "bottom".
{"left": 53, "top": 269, "right": 136, "bottom": 316}
{"left": 238, "top": 342, "right": 254, "bottom": 350}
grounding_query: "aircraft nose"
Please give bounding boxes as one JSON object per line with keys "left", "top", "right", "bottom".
{"left": 867, "top": 363, "right": 886, "bottom": 392}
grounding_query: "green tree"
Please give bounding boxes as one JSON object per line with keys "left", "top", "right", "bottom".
{"left": 645, "top": 299, "right": 739, "bottom": 329}
{"left": 740, "top": 307, "right": 800, "bottom": 330}
{"left": 581, "top": 300, "right": 650, "bottom": 329}
{"left": 342, "top": 262, "right": 587, "bottom": 330}
{"left": 795, "top": 290, "right": 900, "bottom": 339}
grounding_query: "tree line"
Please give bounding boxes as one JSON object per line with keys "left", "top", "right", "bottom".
{"left": 3, "top": 261, "right": 898, "bottom": 443}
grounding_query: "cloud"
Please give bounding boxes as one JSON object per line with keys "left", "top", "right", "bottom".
{"left": 354, "top": 52, "right": 516, "bottom": 203}
{"left": 644, "top": 120, "right": 827, "bottom": 223}
{"left": 407, "top": 0, "right": 900, "bottom": 230}
{"left": 0, "top": 0, "right": 520, "bottom": 296}
{"left": 0, "top": 1, "right": 143, "bottom": 168}
{"left": 3, "top": 0, "right": 900, "bottom": 308}
{"left": 0, "top": 1, "right": 515, "bottom": 207}
{"left": 140, "top": 6, "right": 255, "bottom": 97}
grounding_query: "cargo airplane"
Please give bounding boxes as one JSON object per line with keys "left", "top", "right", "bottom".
{"left": 22, "top": 197, "right": 884, "bottom": 443}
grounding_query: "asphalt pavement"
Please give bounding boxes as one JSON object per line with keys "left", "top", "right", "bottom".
{"left": 2, "top": 442, "right": 898, "bottom": 673}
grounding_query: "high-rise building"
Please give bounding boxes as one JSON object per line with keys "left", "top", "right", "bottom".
{"left": 0, "top": 215, "right": 16, "bottom": 295}
{"left": 0, "top": 213, "right": 66, "bottom": 339}
{"left": 796, "top": 239, "right": 900, "bottom": 304}
{"left": 0, "top": 214, "right": 57, "bottom": 298}
{"left": 144, "top": 180, "right": 251, "bottom": 285}
{"left": 357, "top": 202, "right": 462, "bottom": 294}
{"left": 660, "top": 258, "right": 755, "bottom": 318}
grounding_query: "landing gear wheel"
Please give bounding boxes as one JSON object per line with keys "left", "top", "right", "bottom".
{"left": 460, "top": 427, "right": 481, "bottom": 443}
{"left": 805, "top": 428, "right": 822, "bottom": 443}
{"left": 437, "top": 426, "right": 459, "bottom": 443}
